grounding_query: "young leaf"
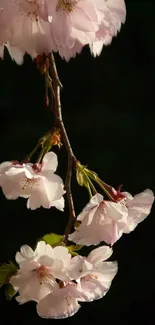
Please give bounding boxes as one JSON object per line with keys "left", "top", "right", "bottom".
{"left": 67, "top": 245, "right": 83, "bottom": 255}
{"left": 0, "top": 262, "right": 17, "bottom": 288}
{"left": 5, "top": 284, "right": 17, "bottom": 300}
{"left": 42, "top": 233, "right": 64, "bottom": 247}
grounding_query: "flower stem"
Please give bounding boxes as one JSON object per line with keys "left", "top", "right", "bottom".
{"left": 36, "top": 147, "right": 47, "bottom": 164}
{"left": 94, "top": 178, "right": 115, "bottom": 201}
{"left": 86, "top": 181, "right": 93, "bottom": 199}
{"left": 49, "top": 52, "right": 77, "bottom": 242}
{"left": 23, "top": 142, "right": 40, "bottom": 162}
{"left": 83, "top": 171, "right": 97, "bottom": 195}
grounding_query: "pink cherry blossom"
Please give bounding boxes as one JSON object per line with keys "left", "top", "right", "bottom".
{"left": 36, "top": 246, "right": 117, "bottom": 318}
{"left": 122, "top": 189, "right": 154, "bottom": 233}
{"left": 0, "top": 0, "right": 126, "bottom": 63}
{"left": 0, "top": 0, "right": 57, "bottom": 62}
{"left": 69, "top": 189, "right": 154, "bottom": 246}
{"left": 10, "top": 241, "right": 71, "bottom": 303}
{"left": 67, "top": 246, "right": 117, "bottom": 301}
{"left": 0, "top": 152, "right": 65, "bottom": 210}
{"left": 40, "top": 0, "right": 126, "bottom": 59}
{"left": 89, "top": 0, "right": 126, "bottom": 57}
{"left": 37, "top": 283, "right": 82, "bottom": 319}
{"left": 39, "top": 0, "right": 100, "bottom": 46}
{"left": 69, "top": 193, "right": 128, "bottom": 246}
{"left": 10, "top": 241, "right": 118, "bottom": 318}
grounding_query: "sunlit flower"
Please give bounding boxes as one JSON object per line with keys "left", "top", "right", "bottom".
{"left": 0, "top": 0, "right": 57, "bottom": 62}
{"left": 0, "top": 152, "right": 65, "bottom": 210}
{"left": 0, "top": 0, "right": 126, "bottom": 61}
{"left": 37, "top": 283, "right": 82, "bottom": 319}
{"left": 68, "top": 246, "right": 117, "bottom": 301}
{"left": 10, "top": 241, "right": 71, "bottom": 303}
{"left": 40, "top": 0, "right": 126, "bottom": 59}
{"left": 37, "top": 245, "right": 117, "bottom": 318}
{"left": 69, "top": 189, "right": 154, "bottom": 246}
{"left": 69, "top": 193, "right": 128, "bottom": 245}
{"left": 122, "top": 189, "right": 154, "bottom": 233}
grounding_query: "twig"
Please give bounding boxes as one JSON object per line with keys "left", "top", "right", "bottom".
{"left": 49, "top": 52, "right": 77, "bottom": 242}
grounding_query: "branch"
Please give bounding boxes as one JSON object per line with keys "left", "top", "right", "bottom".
{"left": 49, "top": 52, "right": 77, "bottom": 242}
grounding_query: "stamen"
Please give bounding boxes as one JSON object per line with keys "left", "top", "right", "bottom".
{"left": 20, "top": 176, "right": 40, "bottom": 189}
{"left": 14, "top": 0, "right": 39, "bottom": 21}
{"left": 56, "top": 0, "right": 77, "bottom": 13}
{"left": 36, "top": 266, "right": 57, "bottom": 286}
{"left": 65, "top": 295, "right": 72, "bottom": 306}
{"left": 84, "top": 273, "right": 98, "bottom": 281}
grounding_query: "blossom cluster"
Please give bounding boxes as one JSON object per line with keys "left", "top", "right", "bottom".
{"left": 1, "top": 0, "right": 153, "bottom": 320}
{"left": 0, "top": 0, "right": 126, "bottom": 62}
{"left": 10, "top": 241, "right": 117, "bottom": 318}
{"left": 0, "top": 152, "right": 65, "bottom": 211}
{"left": 0, "top": 151, "right": 154, "bottom": 247}
{"left": 0, "top": 152, "right": 154, "bottom": 319}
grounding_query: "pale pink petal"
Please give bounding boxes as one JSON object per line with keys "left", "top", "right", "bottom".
{"left": 122, "top": 191, "right": 133, "bottom": 200}
{"left": 58, "top": 41, "right": 83, "bottom": 61}
{"left": 5, "top": 167, "right": 33, "bottom": 182}
{"left": 42, "top": 174, "right": 65, "bottom": 202}
{"left": 16, "top": 295, "right": 30, "bottom": 304}
{"left": 79, "top": 261, "right": 118, "bottom": 301}
{"left": 0, "top": 161, "right": 12, "bottom": 173}
{"left": 53, "top": 246, "right": 71, "bottom": 262}
{"left": 35, "top": 241, "right": 48, "bottom": 256}
{"left": 37, "top": 285, "right": 81, "bottom": 319}
{"left": 103, "top": 201, "right": 128, "bottom": 220}
{"left": 71, "top": 5, "right": 98, "bottom": 32}
{"left": 123, "top": 189, "right": 154, "bottom": 233}
{"left": 37, "top": 256, "right": 54, "bottom": 267}
{"left": 67, "top": 256, "right": 93, "bottom": 280}
{"left": 42, "top": 152, "right": 58, "bottom": 173}
{"left": 51, "top": 197, "right": 65, "bottom": 211}
{"left": 20, "top": 261, "right": 39, "bottom": 272}
{"left": 19, "top": 273, "right": 54, "bottom": 302}
{"left": 5, "top": 43, "right": 24, "bottom": 65}
{"left": 89, "top": 40, "right": 104, "bottom": 56}
{"left": 0, "top": 180, "right": 21, "bottom": 200}
{"left": 77, "top": 193, "right": 103, "bottom": 222}
{"left": 15, "top": 245, "right": 35, "bottom": 265}
{"left": 107, "top": 0, "right": 126, "bottom": 23}
{"left": 51, "top": 13, "right": 74, "bottom": 48}
{"left": 87, "top": 246, "right": 113, "bottom": 265}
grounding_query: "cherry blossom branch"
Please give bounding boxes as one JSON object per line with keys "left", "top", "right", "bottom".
{"left": 49, "top": 52, "right": 77, "bottom": 242}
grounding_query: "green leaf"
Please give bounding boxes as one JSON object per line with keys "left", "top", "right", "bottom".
{"left": 67, "top": 245, "right": 83, "bottom": 255}
{"left": 0, "top": 261, "right": 18, "bottom": 287}
{"left": 5, "top": 284, "right": 17, "bottom": 300}
{"left": 42, "top": 233, "right": 64, "bottom": 247}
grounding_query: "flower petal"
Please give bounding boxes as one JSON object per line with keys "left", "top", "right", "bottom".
{"left": 53, "top": 246, "right": 71, "bottom": 263}
{"left": 87, "top": 246, "right": 113, "bottom": 265}
{"left": 51, "top": 197, "right": 65, "bottom": 211}
{"left": 15, "top": 245, "right": 35, "bottom": 265}
{"left": 123, "top": 189, "right": 154, "bottom": 233}
{"left": 37, "top": 285, "right": 80, "bottom": 319}
{"left": 42, "top": 152, "right": 58, "bottom": 173}
{"left": 79, "top": 261, "right": 118, "bottom": 301}
{"left": 67, "top": 255, "right": 93, "bottom": 280}
{"left": 77, "top": 193, "right": 103, "bottom": 222}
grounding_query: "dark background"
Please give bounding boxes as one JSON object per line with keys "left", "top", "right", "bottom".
{"left": 0, "top": 0, "right": 155, "bottom": 324}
